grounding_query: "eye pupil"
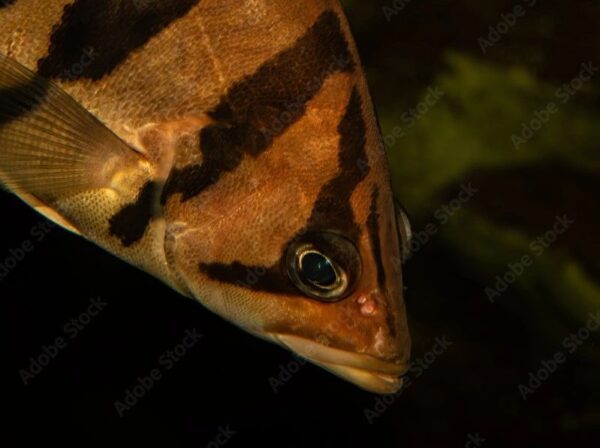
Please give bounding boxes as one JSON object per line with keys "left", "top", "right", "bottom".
{"left": 300, "top": 252, "right": 337, "bottom": 288}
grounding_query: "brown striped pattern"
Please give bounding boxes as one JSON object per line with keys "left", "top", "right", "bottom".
{"left": 161, "top": 10, "right": 355, "bottom": 203}
{"left": 199, "top": 87, "right": 370, "bottom": 296}
{"left": 38, "top": 0, "right": 201, "bottom": 80}
{"left": 107, "top": 8, "right": 356, "bottom": 247}
{"left": 305, "top": 87, "right": 368, "bottom": 238}
{"left": 367, "top": 186, "right": 386, "bottom": 289}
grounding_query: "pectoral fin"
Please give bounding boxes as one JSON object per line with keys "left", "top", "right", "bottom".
{"left": 0, "top": 54, "right": 151, "bottom": 234}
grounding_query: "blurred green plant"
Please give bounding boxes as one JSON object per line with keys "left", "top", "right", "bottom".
{"left": 388, "top": 53, "right": 600, "bottom": 214}
{"left": 381, "top": 52, "right": 599, "bottom": 326}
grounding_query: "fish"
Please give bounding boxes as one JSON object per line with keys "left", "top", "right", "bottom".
{"left": 0, "top": 0, "right": 413, "bottom": 394}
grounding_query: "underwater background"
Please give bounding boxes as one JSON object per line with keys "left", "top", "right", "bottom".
{"left": 2, "top": 1, "right": 598, "bottom": 446}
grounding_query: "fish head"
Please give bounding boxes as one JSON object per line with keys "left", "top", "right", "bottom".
{"left": 165, "top": 74, "right": 412, "bottom": 394}
{"left": 0, "top": 2, "right": 412, "bottom": 393}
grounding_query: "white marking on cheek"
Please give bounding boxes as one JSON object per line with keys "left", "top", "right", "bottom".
{"left": 357, "top": 294, "right": 378, "bottom": 316}
{"left": 373, "top": 327, "right": 386, "bottom": 356}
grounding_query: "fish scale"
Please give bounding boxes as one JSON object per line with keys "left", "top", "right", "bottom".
{"left": 0, "top": 0, "right": 413, "bottom": 394}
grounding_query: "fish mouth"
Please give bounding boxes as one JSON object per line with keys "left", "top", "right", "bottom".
{"left": 273, "top": 334, "right": 407, "bottom": 394}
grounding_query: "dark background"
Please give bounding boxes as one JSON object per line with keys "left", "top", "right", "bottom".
{"left": 2, "top": 1, "right": 599, "bottom": 447}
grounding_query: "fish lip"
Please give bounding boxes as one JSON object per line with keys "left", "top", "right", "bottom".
{"left": 273, "top": 333, "right": 408, "bottom": 394}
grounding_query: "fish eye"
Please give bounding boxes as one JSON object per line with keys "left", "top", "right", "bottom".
{"left": 286, "top": 232, "right": 361, "bottom": 302}
{"left": 299, "top": 251, "right": 339, "bottom": 288}
{"left": 394, "top": 199, "right": 413, "bottom": 262}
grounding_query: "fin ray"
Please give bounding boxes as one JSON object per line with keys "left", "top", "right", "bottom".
{"left": 0, "top": 53, "right": 148, "bottom": 207}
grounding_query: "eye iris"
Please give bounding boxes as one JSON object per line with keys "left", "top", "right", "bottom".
{"left": 300, "top": 252, "right": 337, "bottom": 288}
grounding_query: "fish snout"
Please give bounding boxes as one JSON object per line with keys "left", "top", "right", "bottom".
{"left": 273, "top": 333, "right": 409, "bottom": 394}
{"left": 268, "top": 287, "right": 411, "bottom": 394}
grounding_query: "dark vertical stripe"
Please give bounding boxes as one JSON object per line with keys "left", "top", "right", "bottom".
{"left": 0, "top": 54, "right": 50, "bottom": 126}
{"left": 162, "top": 10, "right": 355, "bottom": 203}
{"left": 199, "top": 87, "right": 371, "bottom": 297}
{"left": 198, "top": 262, "right": 297, "bottom": 295}
{"left": 0, "top": 0, "right": 17, "bottom": 9}
{"left": 0, "top": 80, "right": 48, "bottom": 126}
{"left": 367, "top": 186, "right": 387, "bottom": 288}
{"left": 306, "top": 87, "right": 368, "bottom": 237}
{"left": 38, "top": 0, "right": 201, "bottom": 80}
{"left": 109, "top": 181, "right": 158, "bottom": 247}
{"left": 369, "top": 186, "right": 396, "bottom": 338}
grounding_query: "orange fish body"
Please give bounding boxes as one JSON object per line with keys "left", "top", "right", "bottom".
{"left": 0, "top": 0, "right": 412, "bottom": 393}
